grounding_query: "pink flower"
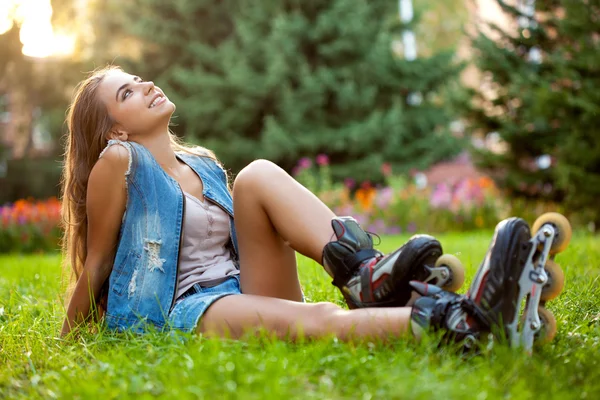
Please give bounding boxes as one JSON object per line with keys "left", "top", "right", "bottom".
{"left": 298, "top": 157, "right": 312, "bottom": 169}
{"left": 430, "top": 183, "right": 452, "bottom": 209}
{"left": 386, "top": 226, "right": 402, "bottom": 235}
{"left": 372, "top": 218, "right": 386, "bottom": 232}
{"left": 381, "top": 163, "right": 392, "bottom": 177}
{"left": 353, "top": 213, "right": 368, "bottom": 227}
{"left": 375, "top": 187, "right": 394, "bottom": 209}
{"left": 316, "top": 154, "right": 329, "bottom": 166}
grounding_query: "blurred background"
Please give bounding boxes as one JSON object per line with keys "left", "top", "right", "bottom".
{"left": 0, "top": 0, "right": 598, "bottom": 253}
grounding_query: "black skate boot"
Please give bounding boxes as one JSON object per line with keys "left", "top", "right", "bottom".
{"left": 322, "top": 216, "right": 456, "bottom": 309}
{"left": 409, "top": 217, "right": 533, "bottom": 349}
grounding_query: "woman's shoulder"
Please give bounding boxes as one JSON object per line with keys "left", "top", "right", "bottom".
{"left": 97, "top": 140, "right": 132, "bottom": 173}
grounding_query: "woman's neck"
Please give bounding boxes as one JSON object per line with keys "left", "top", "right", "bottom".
{"left": 134, "top": 131, "right": 179, "bottom": 170}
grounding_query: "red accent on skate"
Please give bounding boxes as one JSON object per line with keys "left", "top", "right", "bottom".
{"left": 531, "top": 284, "right": 536, "bottom": 297}
{"left": 372, "top": 273, "right": 390, "bottom": 290}
{"left": 334, "top": 220, "right": 346, "bottom": 239}
{"left": 474, "top": 271, "right": 489, "bottom": 304}
{"left": 466, "top": 315, "right": 476, "bottom": 329}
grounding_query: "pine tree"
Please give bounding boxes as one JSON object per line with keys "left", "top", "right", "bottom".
{"left": 94, "top": 0, "right": 464, "bottom": 182}
{"left": 466, "top": 1, "right": 600, "bottom": 223}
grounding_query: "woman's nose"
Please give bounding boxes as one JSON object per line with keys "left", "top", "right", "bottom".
{"left": 143, "top": 81, "right": 155, "bottom": 94}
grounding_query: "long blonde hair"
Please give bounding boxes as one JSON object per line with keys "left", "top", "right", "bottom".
{"left": 61, "top": 66, "right": 219, "bottom": 315}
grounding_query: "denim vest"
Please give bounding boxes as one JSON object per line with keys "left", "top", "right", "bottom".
{"left": 101, "top": 140, "right": 238, "bottom": 332}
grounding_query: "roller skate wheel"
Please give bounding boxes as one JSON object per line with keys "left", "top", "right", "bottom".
{"left": 541, "top": 260, "right": 565, "bottom": 301}
{"left": 535, "top": 306, "right": 557, "bottom": 345}
{"left": 532, "top": 213, "right": 572, "bottom": 255}
{"left": 434, "top": 254, "right": 465, "bottom": 292}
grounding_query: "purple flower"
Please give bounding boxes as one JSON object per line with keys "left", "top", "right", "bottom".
{"left": 407, "top": 222, "right": 417, "bottom": 233}
{"left": 386, "top": 225, "right": 402, "bottom": 235}
{"left": 316, "top": 154, "right": 329, "bottom": 166}
{"left": 18, "top": 215, "right": 27, "bottom": 225}
{"left": 372, "top": 218, "right": 386, "bottom": 232}
{"left": 298, "top": 157, "right": 312, "bottom": 169}
{"left": 344, "top": 178, "right": 356, "bottom": 189}
{"left": 354, "top": 214, "right": 368, "bottom": 227}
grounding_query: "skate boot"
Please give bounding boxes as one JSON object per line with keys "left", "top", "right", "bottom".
{"left": 322, "top": 216, "right": 465, "bottom": 309}
{"left": 410, "top": 214, "right": 571, "bottom": 352}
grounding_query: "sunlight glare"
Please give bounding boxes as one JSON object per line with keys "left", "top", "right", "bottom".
{"left": 0, "top": 0, "right": 76, "bottom": 58}
{"left": 0, "top": 0, "right": 17, "bottom": 34}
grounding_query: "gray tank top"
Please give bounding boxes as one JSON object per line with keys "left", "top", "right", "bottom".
{"left": 175, "top": 191, "right": 239, "bottom": 299}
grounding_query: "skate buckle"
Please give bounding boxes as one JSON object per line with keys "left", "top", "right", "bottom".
{"left": 529, "top": 270, "right": 548, "bottom": 284}
{"left": 423, "top": 265, "right": 451, "bottom": 287}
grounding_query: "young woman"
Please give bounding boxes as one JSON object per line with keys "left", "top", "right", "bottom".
{"left": 60, "top": 66, "right": 524, "bottom": 347}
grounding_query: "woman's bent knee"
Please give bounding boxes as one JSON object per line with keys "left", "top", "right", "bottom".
{"left": 233, "top": 159, "right": 283, "bottom": 192}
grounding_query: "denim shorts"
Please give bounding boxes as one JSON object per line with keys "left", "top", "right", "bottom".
{"left": 168, "top": 275, "right": 242, "bottom": 332}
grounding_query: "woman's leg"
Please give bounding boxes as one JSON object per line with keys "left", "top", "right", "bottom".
{"left": 199, "top": 294, "right": 412, "bottom": 341}
{"left": 233, "top": 160, "right": 336, "bottom": 301}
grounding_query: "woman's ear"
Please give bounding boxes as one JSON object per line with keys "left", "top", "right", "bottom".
{"left": 108, "top": 127, "right": 129, "bottom": 141}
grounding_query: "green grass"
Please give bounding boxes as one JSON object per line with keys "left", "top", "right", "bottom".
{"left": 1, "top": 231, "right": 599, "bottom": 399}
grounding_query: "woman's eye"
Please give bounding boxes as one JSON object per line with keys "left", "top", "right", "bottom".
{"left": 123, "top": 89, "right": 132, "bottom": 100}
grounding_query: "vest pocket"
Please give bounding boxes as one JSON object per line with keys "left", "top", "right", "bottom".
{"left": 110, "top": 251, "right": 141, "bottom": 296}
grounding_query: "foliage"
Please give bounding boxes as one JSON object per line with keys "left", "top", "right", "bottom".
{"left": 0, "top": 23, "right": 82, "bottom": 157}
{"left": 0, "top": 198, "right": 62, "bottom": 253}
{"left": 0, "top": 157, "right": 63, "bottom": 204}
{"left": 91, "top": 0, "right": 465, "bottom": 182}
{"left": 465, "top": 0, "right": 600, "bottom": 223}
{"left": 1, "top": 234, "right": 600, "bottom": 398}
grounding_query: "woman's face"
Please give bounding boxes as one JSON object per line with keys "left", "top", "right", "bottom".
{"left": 98, "top": 70, "right": 175, "bottom": 139}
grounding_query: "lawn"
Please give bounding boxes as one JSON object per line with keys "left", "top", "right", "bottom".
{"left": 1, "top": 231, "right": 599, "bottom": 399}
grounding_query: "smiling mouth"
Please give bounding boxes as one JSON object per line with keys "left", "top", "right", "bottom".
{"left": 149, "top": 95, "right": 166, "bottom": 108}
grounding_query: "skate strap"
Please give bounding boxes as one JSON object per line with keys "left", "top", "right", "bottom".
{"left": 344, "top": 249, "right": 380, "bottom": 271}
{"left": 331, "top": 249, "right": 380, "bottom": 290}
{"left": 360, "top": 264, "right": 375, "bottom": 303}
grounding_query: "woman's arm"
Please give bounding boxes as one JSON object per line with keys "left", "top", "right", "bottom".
{"left": 61, "top": 145, "right": 130, "bottom": 337}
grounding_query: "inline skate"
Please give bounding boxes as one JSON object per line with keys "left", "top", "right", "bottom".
{"left": 410, "top": 213, "right": 570, "bottom": 352}
{"left": 322, "top": 216, "right": 465, "bottom": 309}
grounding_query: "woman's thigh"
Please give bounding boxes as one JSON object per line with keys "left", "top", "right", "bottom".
{"left": 233, "top": 163, "right": 304, "bottom": 301}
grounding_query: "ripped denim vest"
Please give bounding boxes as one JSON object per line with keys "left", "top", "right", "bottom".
{"left": 100, "top": 140, "right": 238, "bottom": 332}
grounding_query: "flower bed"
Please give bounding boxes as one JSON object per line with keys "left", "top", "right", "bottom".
{"left": 0, "top": 198, "right": 62, "bottom": 253}
{"left": 293, "top": 155, "right": 565, "bottom": 235}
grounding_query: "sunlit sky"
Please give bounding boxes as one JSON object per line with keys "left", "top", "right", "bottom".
{"left": 0, "top": 0, "right": 75, "bottom": 58}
